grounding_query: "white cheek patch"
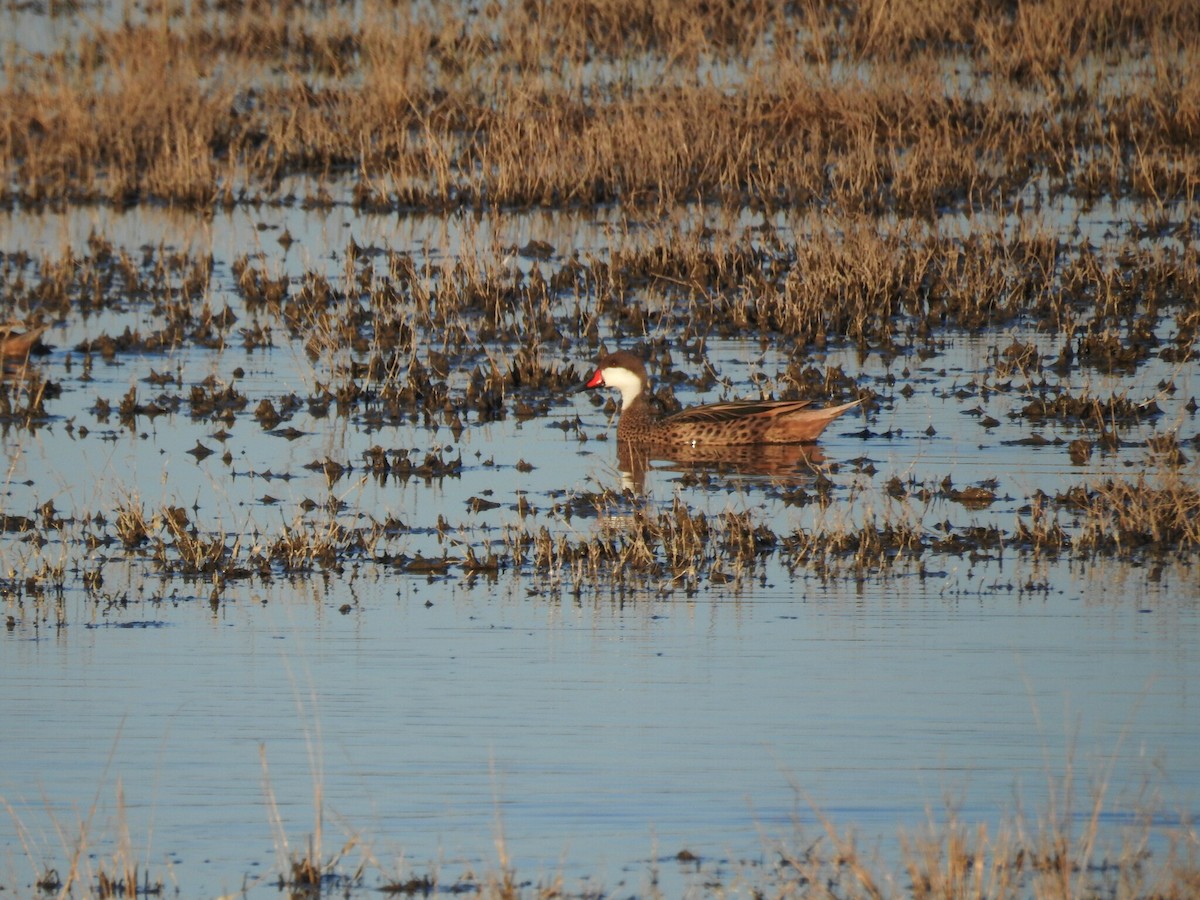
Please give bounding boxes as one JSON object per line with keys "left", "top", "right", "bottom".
{"left": 600, "top": 366, "right": 643, "bottom": 408}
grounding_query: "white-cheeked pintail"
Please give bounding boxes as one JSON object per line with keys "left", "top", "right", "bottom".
{"left": 581, "top": 350, "right": 861, "bottom": 446}
{"left": 0, "top": 322, "right": 49, "bottom": 360}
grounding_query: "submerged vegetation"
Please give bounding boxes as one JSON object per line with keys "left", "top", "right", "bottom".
{"left": 4, "top": 459, "right": 1199, "bottom": 613}
{"left": 2, "top": 0, "right": 1200, "bottom": 896}
{"left": 1, "top": 212, "right": 1196, "bottom": 606}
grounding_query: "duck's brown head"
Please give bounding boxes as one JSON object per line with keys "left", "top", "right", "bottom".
{"left": 581, "top": 351, "right": 650, "bottom": 409}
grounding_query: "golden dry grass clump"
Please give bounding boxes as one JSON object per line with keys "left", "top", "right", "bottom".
{"left": 1072, "top": 471, "right": 1200, "bottom": 555}
{"left": 1, "top": 0, "right": 1197, "bottom": 210}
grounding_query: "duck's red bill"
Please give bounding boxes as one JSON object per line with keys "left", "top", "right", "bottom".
{"left": 584, "top": 370, "right": 605, "bottom": 388}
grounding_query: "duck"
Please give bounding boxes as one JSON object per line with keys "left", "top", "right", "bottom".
{"left": 0, "top": 322, "right": 49, "bottom": 360}
{"left": 580, "top": 350, "right": 861, "bottom": 446}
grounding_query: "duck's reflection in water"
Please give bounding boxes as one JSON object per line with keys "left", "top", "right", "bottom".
{"left": 616, "top": 441, "right": 829, "bottom": 493}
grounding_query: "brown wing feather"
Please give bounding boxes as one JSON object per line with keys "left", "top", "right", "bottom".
{"left": 661, "top": 398, "right": 815, "bottom": 426}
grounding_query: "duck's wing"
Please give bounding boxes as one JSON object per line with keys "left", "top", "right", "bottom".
{"left": 661, "top": 398, "right": 816, "bottom": 426}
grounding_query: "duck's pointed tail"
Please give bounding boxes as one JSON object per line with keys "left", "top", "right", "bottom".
{"left": 767, "top": 398, "right": 863, "bottom": 443}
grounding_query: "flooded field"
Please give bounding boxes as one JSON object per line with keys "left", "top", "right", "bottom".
{"left": 3, "top": 1, "right": 1200, "bottom": 898}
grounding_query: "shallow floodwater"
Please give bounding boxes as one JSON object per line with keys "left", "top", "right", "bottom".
{"left": 2, "top": 201, "right": 1199, "bottom": 897}
{"left": 6, "top": 558, "right": 1196, "bottom": 896}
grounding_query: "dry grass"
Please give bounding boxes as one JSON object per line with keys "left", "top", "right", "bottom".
{"left": 1072, "top": 469, "right": 1200, "bottom": 556}
{"left": 1, "top": 1, "right": 1197, "bottom": 211}
{"left": 759, "top": 763, "right": 1200, "bottom": 900}
{"left": 3, "top": 450, "right": 1195, "bottom": 608}
{"left": 7, "top": 754, "right": 1197, "bottom": 899}
{"left": 1, "top": 736, "right": 164, "bottom": 900}
{"left": 2, "top": 190, "right": 1195, "bottom": 415}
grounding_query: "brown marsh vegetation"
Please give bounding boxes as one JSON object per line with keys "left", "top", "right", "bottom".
{"left": 2, "top": 212, "right": 1196, "bottom": 602}
{"left": 2, "top": 0, "right": 1200, "bottom": 897}
{"left": 1, "top": 0, "right": 1198, "bottom": 213}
